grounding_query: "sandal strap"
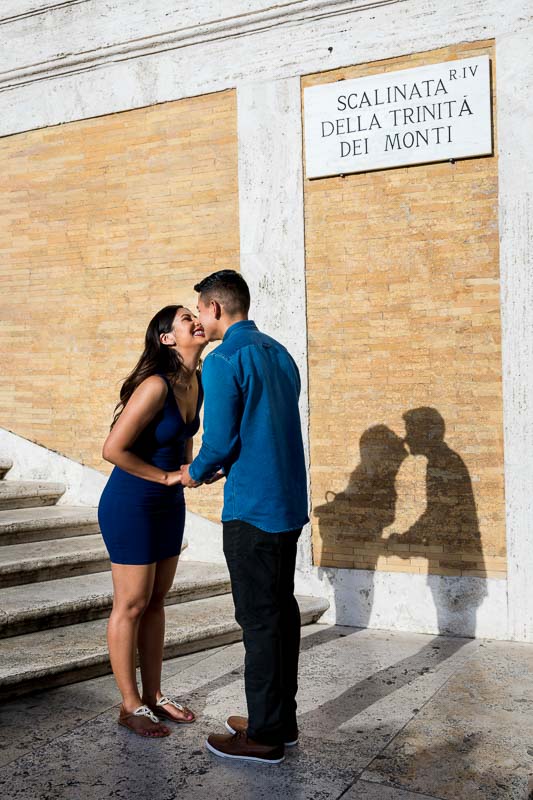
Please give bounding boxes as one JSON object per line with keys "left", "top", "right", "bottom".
{"left": 156, "top": 696, "right": 185, "bottom": 712}
{"left": 131, "top": 705, "right": 160, "bottom": 723}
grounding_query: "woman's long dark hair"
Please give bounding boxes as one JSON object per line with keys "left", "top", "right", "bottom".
{"left": 111, "top": 305, "right": 190, "bottom": 428}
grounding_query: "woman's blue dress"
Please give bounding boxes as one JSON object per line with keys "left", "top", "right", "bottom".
{"left": 98, "top": 374, "right": 203, "bottom": 565}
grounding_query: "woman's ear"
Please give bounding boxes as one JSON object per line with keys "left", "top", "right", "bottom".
{"left": 160, "top": 331, "right": 176, "bottom": 346}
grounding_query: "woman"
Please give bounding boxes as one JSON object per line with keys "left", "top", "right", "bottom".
{"left": 98, "top": 304, "right": 207, "bottom": 738}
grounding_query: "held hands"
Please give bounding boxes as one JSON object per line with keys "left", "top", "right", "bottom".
{"left": 165, "top": 465, "right": 224, "bottom": 488}
{"left": 165, "top": 471, "right": 184, "bottom": 487}
{"left": 179, "top": 464, "right": 201, "bottom": 489}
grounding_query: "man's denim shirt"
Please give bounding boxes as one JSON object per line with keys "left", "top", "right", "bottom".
{"left": 189, "top": 320, "right": 309, "bottom": 533}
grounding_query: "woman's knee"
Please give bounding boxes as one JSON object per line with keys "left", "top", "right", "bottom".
{"left": 113, "top": 595, "right": 151, "bottom": 621}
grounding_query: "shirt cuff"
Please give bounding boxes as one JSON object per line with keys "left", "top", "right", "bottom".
{"left": 188, "top": 460, "right": 201, "bottom": 482}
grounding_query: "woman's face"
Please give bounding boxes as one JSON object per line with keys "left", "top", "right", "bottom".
{"left": 168, "top": 307, "right": 206, "bottom": 351}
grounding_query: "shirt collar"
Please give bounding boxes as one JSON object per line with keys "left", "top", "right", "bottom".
{"left": 223, "top": 320, "right": 257, "bottom": 342}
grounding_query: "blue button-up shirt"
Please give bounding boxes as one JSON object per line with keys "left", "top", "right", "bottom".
{"left": 189, "top": 320, "right": 309, "bottom": 533}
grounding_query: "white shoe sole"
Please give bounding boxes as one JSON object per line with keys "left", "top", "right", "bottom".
{"left": 224, "top": 721, "right": 298, "bottom": 747}
{"left": 205, "top": 739, "right": 285, "bottom": 764}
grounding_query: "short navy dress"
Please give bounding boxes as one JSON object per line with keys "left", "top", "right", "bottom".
{"left": 98, "top": 374, "right": 203, "bottom": 565}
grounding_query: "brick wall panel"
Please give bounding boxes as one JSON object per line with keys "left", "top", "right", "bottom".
{"left": 303, "top": 41, "right": 506, "bottom": 577}
{"left": 0, "top": 90, "right": 239, "bottom": 523}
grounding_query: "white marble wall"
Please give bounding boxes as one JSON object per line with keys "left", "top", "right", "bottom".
{"left": 496, "top": 27, "right": 533, "bottom": 642}
{"left": 295, "top": 567, "right": 508, "bottom": 640}
{"left": 1, "top": 0, "right": 531, "bottom": 640}
{"left": 236, "top": 77, "right": 314, "bottom": 573}
{"left": 0, "top": 428, "right": 105, "bottom": 506}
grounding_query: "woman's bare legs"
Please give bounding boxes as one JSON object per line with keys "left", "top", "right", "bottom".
{"left": 139, "top": 556, "right": 195, "bottom": 722}
{"left": 138, "top": 555, "right": 176, "bottom": 700}
{"left": 108, "top": 562, "right": 169, "bottom": 737}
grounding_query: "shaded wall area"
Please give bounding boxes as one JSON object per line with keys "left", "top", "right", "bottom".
{"left": 304, "top": 41, "right": 506, "bottom": 579}
{"left": 0, "top": 90, "right": 240, "bottom": 522}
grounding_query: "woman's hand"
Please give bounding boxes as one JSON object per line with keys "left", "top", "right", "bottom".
{"left": 179, "top": 464, "right": 202, "bottom": 488}
{"left": 165, "top": 471, "right": 183, "bottom": 487}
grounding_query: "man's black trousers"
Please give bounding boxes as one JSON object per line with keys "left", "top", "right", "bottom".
{"left": 222, "top": 520, "right": 302, "bottom": 746}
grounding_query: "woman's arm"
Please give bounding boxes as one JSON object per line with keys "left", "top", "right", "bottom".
{"left": 183, "top": 437, "right": 194, "bottom": 465}
{"left": 102, "top": 376, "right": 181, "bottom": 486}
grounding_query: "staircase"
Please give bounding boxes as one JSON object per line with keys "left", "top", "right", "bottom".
{"left": 0, "top": 457, "right": 328, "bottom": 700}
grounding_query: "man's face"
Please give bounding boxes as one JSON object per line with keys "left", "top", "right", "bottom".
{"left": 403, "top": 424, "right": 422, "bottom": 456}
{"left": 196, "top": 295, "right": 221, "bottom": 342}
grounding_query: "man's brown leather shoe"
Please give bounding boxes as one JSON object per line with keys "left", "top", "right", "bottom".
{"left": 225, "top": 715, "right": 299, "bottom": 747}
{"left": 206, "top": 731, "right": 285, "bottom": 764}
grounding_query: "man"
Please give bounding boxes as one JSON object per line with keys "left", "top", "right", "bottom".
{"left": 180, "top": 269, "right": 309, "bottom": 764}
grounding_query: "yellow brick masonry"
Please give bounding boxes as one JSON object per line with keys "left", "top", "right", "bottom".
{"left": 303, "top": 41, "right": 507, "bottom": 578}
{"left": 0, "top": 90, "right": 239, "bottom": 524}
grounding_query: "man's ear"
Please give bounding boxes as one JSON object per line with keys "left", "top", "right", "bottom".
{"left": 212, "top": 299, "right": 222, "bottom": 320}
{"left": 160, "top": 332, "right": 176, "bottom": 346}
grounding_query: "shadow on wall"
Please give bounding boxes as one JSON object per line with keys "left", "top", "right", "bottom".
{"left": 314, "top": 407, "right": 487, "bottom": 638}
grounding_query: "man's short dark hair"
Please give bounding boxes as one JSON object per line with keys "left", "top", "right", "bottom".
{"left": 194, "top": 270, "right": 250, "bottom": 316}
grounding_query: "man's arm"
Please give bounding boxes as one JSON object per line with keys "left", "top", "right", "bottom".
{"left": 289, "top": 353, "right": 302, "bottom": 397}
{"left": 186, "top": 354, "right": 242, "bottom": 484}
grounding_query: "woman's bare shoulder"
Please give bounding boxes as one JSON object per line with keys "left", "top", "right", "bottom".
{"left": 131, "top": 375, "right": 168, "bottom": 403}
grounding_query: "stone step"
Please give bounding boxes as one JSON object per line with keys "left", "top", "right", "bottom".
{"left": 0, "top": 506, "right": 100, "bottom": 545}
{"left": 0, "top": 534, "right": 109, "bottom": 588}
{"left": 0, "top": 594, "right": 329, "bottom": 700}
{"left": 0, "top": 561, "right": 231, "bottom": 638}
{"left": 0, "top": 481, "right": 65, "bottom": 511}
{"left": 0, "top": 459, "right": 13, "bottom": 480}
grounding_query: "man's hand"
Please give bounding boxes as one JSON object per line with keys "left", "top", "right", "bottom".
{"left": 180, "top": 464, "right": 201, "bottom": 488}
{"left": 204, "top": 469, "right": 225, "bottom": 485}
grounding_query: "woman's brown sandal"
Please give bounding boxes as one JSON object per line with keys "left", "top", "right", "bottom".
{"left": 118, "top": 704, "right": 171, "bottom": 737}
{"left": 149, "top": 696, "right": 196, "bottom": 723}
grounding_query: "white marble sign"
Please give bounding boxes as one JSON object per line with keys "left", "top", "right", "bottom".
{"left": 304, "top": 55, "right": 492, "bottom": 178}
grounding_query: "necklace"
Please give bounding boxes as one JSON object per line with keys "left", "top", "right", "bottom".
{"left": 173, "top": 372, "right": 195, "bottom": 392}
